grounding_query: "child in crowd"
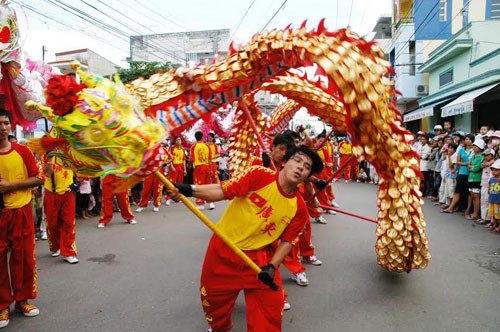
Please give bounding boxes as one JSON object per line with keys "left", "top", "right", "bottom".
{"left": 479, "top": 149, "right": 495, "bottom": 224}
{"left": 486, "top": 160, "right": 500, "bottom": 232}
{"left": 443, "top": 143, "right": 458, "bottom": 208}
{"left": 437, "top": 146, "right": 448, "bottom": 206}
{"left": 465, "top": 140, "right": 484, "bottom": 220}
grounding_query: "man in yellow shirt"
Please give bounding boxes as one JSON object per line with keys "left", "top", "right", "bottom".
{"left": 0, "top": 110, "right": 44, "bottom": 328}
{"left": 43, "top": 156, "right": 78, "bottom": 264}
{"left": 169, "top": 144, "right": 323, "bottom": 332}
{"left": 207, "top": 133, "right": 220, "bottom": 184}
{"left": 189, "top": 131, "right": 213, "bottom": 210}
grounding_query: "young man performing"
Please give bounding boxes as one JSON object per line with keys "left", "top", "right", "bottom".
{"left": 166, "top": 136, "right": 187, "bottom": 206}
{"left": 207, "top": 133, "right": 220, "bottom": 184}
{"left": 43, "top": 156, "right": 79, "bottom": 264}
{"left": 0, "top": 110, "right": 44, "bottom": 328}
{"left": 98, "top": 174, "right": 136, "bottom": 228}
{"left": 190, "top": 131, "right": 214, "bottom": 210}
{"left": 169, "top": 145, "right": 323, "bottom": 332}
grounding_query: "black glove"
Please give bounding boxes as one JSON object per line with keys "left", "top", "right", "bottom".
{"left": 173, "top": 183, "right": 193, "bottom": 197}
{"left": 258, "top": 264, "right": 279, "bottom": 291}
{"left": 313, "top": 179, "right": 328, "bottom": 191}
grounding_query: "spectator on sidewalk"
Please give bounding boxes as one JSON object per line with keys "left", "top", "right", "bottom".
{"left": 465, "top": 139, "right": 484, "bottom": 220}
{"left": 486, "top": 160, "right": 500, "bottom": 232}
{"left": 478, "top": 148, "right": 495, "bottom": 224}
{"left": 442, "top": 143, "right": 458, "bottom": 211}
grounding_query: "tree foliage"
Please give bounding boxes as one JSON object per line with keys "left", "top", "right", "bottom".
{"left": 116, "top": 60, "right": 181, "bottom": 83}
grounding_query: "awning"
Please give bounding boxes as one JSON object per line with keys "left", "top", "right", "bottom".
{"left": 403, "top": 96, "right": 456, "bottom": 123}
{"left": 441, "top": 83, "right": 499, "bottom": 118}
{"left": 403, "top": 106, "right": 434, "bottom": 122}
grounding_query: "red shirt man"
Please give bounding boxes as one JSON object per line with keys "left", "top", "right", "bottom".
{"left": 0, "top": 110, "right": 44, "bottom": 327}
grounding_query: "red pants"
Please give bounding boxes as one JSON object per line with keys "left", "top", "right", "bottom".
{"left": 138, "top": 174, "right": 163, "bottom": 207}
{"left": 316, "top": 169, "right": 331, "bottom": 208}
{"left": 200, "top": 235, "right": 284, "bottom": 332}
{"left": 44, "top": 191, "right": 77, "bottom": 257}
{"left": 336, "top": 155, "right": 355, "bottom": 181}
{"left": 169, "top": 164, "right": 185, "bottom": 184}
{"left": 282, "top": 243, "right": 305, "bottom": 275}
{"left": 299, "top": 218, "right": 314, "bottom": 257}
{"left": 100, "top": 179, "right": 134, "bottom": 224}
{"left": 194, "top": 165, "right": 212, "bottom": 205}
{"left": 211, "top": 163, "right": 219, "bottom": 184}
{"left": 0, "top": 204, "right": 37, "bottom": 310}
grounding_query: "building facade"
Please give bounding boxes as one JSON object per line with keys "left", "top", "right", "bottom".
{"left": 417, "top": 20, "right": 500, "bottom": 133}
{"left": 130, "top": 29, "right": 230, "bottom": 68}
{"left": 390, "top": 0, "right": 500, "bottom": 132}
{"left": 48, "top": 48, "right": 119, "bottom": 77}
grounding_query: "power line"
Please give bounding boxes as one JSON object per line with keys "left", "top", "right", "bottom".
{"left": 261, "top": 0, "right": 288, "bottom": 32}
{"left": 42, "top": 0, "right": 185, "bottom": 63}
{"left": 393, "top": 0, "right": 440, "bottom": 62}
{"left": 19, "top": 3, "right": 130, "bottom": 55}
{"left": 336, "top": 0, "right": 339, "bottom": 29}
{"left": 420, "top": 0, "right": 472, "bottom": 55}
{"left": 348, "top": 0, "right": 355, "bottom": 27}
{"left": 231, "top": 0, "right": 257, "bottom": 40}
{"left": 132, "top": 0, "right": 188, "bottom": 32}
{"left": 81, "top": 0, "right": 186, "bottom": 62}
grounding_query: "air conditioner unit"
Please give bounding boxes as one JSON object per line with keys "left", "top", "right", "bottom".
{"left": 416, "top": 85, "right": 428, "bottom": 95}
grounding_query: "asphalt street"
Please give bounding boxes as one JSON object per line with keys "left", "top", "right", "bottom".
{"left": 6, "top": 182, "right": 500, "bottom": 332}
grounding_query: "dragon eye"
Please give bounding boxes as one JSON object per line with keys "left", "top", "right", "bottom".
{"left": 0, "top": 26, "right": 10, "bottom": 44}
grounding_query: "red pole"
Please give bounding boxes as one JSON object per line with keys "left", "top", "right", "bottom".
{"left": 240, "top": 99, "right": 276, "bottom": 171}
{"left": 318, "top": 204, "right": 378, "bottom": 224}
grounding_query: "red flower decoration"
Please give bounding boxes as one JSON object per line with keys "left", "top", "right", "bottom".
{"left": 45, "top": 75, "right": 86, "bottom": 116}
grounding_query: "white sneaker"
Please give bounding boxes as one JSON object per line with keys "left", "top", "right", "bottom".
{"left": 315, "top": 216, "right": 328, "bottom": 224}
{"left": 303, "top": 255, "right": 322, "bottom": 265}
{"left": 208, "top": 202, "right": 215, "bottom": 210}
{"left": 283, "top": 301, "right": 291, "bottom": 311}
{"left": 325, "top": 209, "right": 336, "bottom": 215}
{"left": 127, "top": 219, "right": 137, "bottom": 225}
{"left": 0, "top": 309, "right": 8, "bottom": 328}
{"left": 165, "top": 199, "right": 171, "bottom": 206}
{"left": 330, "top": 201, "right": 340, "bottom": 208}
{"left": 345, "top": 180, "right": 348, "bottom": 183}
{"left": 153, "top": 206, "right": 160, "bottom": 212}
{"left": 51, "top": 249, "right": 60, "bottom": 257}
{"left": 97, "top": 223, "right": 106, "bottom": 228}
{"left": 291, "top": 272, "right": 309, "bottom": 286}
{"left": 64, "top": 256, "right": 79, "bottom": 264}
{"left": 196, "top": 205, "right": 205, "bottom": 210}
{"left": 40, "top": 231, "right": 47, "bottom": 240}
{"left": 135, "top": 207, "right": 144, "bottom": 212}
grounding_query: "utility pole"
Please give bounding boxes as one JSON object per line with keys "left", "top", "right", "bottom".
{"left": 42, "top": 45, "right": 49, "bottom": 131}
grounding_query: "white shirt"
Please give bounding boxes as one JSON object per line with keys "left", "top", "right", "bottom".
{"left": 417, "top": 144, "right": 431, "bottom": 171}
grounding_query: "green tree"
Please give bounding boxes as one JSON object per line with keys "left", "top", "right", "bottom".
{"left": 116, "top": 60, "right": 181, "bottom": 83}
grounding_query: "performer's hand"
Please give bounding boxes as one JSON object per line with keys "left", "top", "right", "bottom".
{"left": 313, "top": 179, "right": 328, "bottom": 191}
{"left": 168, "top": 183, "right": 193, "bottom": 201}
{"left": 183, "top": 170, "right": 187, "bottom": 176}
{"left": 258, "top": 264, "right": 279, "bottom": 291}
{"left": 0, "top": 180, "right": 13, "bottom": 194}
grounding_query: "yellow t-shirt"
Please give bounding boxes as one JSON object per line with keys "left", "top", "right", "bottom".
{"left": 44, "top": 157, "right": 74, "bottom": 194}
{"left": 171, "top": 147, "right": 185, "bottom": 165}
{"left": 219, "top": 166, "right": 308, "bottom": 250}
{"left": 209, "top": 143, "right": 219, "bottom": 163}
{"left": 339, "top": 142, "right": 352, "bottom": 155}
{"left": 190, "top": 142, "right": 211, "bottom": 166}
{"left": 0, "top": 143, "right": 43, "bottom": 209}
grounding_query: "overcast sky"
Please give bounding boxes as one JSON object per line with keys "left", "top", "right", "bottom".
{"left": 15, "top": 0, "right": 392, "bottom": 67}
